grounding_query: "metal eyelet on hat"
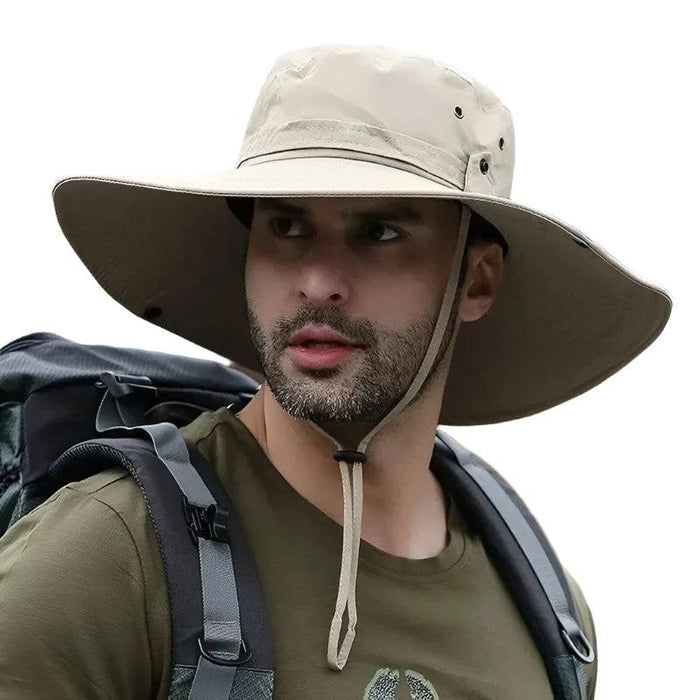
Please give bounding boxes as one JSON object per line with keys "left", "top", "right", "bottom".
{"left": 480, "top": 158, "right": 489, "bottom": 174}
{"left": 454, "top": 106, "right": 464, "bottom": 119}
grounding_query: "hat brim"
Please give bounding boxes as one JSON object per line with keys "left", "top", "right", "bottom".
{"left": 52, "top": 156, "right": 672, "bottom": 425}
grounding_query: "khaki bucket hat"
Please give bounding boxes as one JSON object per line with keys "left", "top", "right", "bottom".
{"left": 51, "top": 43, "right": 672, "bottom": 672}
{"left": 52, "top": 43, "right": 671, "bottom": 427}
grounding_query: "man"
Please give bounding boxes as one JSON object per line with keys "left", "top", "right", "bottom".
{"left": 0, "top": 43, "right": 671, "bottom": 698}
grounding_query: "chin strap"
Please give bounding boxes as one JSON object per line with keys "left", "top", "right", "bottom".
{"left": 304, "top": 203, "right": 472, "bottom": 671}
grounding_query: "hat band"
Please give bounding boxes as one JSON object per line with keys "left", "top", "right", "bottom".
{"left": 236, "top": 147, "right": 464, "bottom": 191}
{"left": 235, "top": 118, "right": 467, "bottom": 190}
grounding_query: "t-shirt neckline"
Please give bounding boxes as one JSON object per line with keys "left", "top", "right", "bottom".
{"left": 221, "top": 408, "right": 472, "bottom": 581}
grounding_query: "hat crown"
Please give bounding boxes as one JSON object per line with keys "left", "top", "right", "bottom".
{"left": 235, "top": 44, "right": 515, "bottom": 197}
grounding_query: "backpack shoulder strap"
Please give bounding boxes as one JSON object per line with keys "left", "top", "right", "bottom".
{"left": 50, "top": 422, "right": 275, "bottom": 700}
{"left": 431, "top": 428, "right": 594, "bottom": 700}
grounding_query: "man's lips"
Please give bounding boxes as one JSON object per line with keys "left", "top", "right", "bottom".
{"left": 288, "top": 325, "right": 362, "bottom": 346}
{"left": 288, "top": 340, "right": 360, "bottom": 347}
{"left": 287, "top": 343, "right": 361, "bottom": 369}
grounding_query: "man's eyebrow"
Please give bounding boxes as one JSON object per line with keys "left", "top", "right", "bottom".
{"left": 255, "top": 198, "right": 426, "bottom": 223}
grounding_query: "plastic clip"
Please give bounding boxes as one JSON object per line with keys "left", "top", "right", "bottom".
{"left": 182, "top": 496, "right": 230, "bottom": 545}
{"left": 95, "top": 372, "right": 158, "bottom": 398}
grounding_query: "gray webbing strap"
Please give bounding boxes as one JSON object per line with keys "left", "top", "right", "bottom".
{"left": 437, "top": 430, "right": 594, "bottom": 688}
{"left": 95, "top": 382, "right": 242, "bottom": 698}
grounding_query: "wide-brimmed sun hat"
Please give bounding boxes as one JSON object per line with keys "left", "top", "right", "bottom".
{"left": 52, "top": 43, "right": 671, "bottom": 427}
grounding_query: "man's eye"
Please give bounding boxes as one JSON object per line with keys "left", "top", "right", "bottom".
{"left": 269, "top": 217, "right": 305, "bottom": 237}
{"left": 268, "top": 217, "right": 403, "bottom": 243}
{"left": 364, "top": 223, "right": 402, "bottom": 243}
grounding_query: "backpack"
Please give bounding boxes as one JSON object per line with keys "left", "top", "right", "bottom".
{"left": 0, "top": 331, "right": 595, "bottom": 700}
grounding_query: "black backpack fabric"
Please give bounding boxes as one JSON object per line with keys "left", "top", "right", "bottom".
{"left": 0, "top": 331, "right": 595, "bottom": 699}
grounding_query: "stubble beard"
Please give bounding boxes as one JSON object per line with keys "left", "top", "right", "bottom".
{"left": 245, "top": 288, "right": 462, "bottom": 429}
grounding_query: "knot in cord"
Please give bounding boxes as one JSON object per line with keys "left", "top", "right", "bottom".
{"left": 333, "top": 450, "right": 367, "bottom": 464}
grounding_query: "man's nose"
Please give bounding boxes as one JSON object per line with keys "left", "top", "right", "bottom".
{"left": 295, "top": 242, "right": 352, "bottom": 305}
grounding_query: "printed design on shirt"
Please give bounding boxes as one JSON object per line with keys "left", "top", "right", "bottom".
{"left": 364, "top": 668, "right": 399, "bottom": 699}
{"left": 363, "top": 667, "right": 439, "bottom": 699}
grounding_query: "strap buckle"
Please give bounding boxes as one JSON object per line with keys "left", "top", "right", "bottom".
{"left": 197, "top": 635, "right": 252, "bottom": 667}
{"left": 182, "top": 496, "right": 230, "bottom": 545}
{"left": 95, "top": 372, "right": 158, "bottom": 398}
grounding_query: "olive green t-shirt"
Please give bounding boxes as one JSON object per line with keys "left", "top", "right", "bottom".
{"left": 0, "top": 406, "right": 597, "bottom": 698}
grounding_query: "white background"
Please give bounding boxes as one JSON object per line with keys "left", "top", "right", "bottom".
{"left": 2, "top": 1, "right": 697, "bottom": 697}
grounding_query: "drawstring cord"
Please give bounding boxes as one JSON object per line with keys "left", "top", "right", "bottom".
{"left": 304, "top": 202, "right": 472, "bottom": 671}
{"left": 326, "top": 452, "right": 365, "bottom": 669}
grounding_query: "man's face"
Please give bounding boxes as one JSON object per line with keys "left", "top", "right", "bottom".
{"left": 243, "top": 196, "right": 465, "bottom": 426}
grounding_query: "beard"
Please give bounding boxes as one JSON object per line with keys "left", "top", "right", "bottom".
{"left": 244, "top": 283, "right": 462, "bottom": 430}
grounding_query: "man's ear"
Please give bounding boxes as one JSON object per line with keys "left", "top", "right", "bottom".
{"left": 458, "top": 242, "right": 505, "bottom": 322}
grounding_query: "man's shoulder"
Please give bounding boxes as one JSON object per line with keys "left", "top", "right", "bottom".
{"left": 0, "top": 467, "right": 169, "bottom": 699}
{"left": 59, "top": 406, "right": 226, "bottom": 518}
{"left": 0, "top": 462, "right": 158, "bottom": 588}
{"left": 63, "top": 464, "right": 134, "bottom": 497}
{"left": 1, "top": 466, "right": 146, "bottom": 563}
{"left": 63, "top": 464, "right": 148, "bottom": 524}
{"left": 38, "top": 407, "right": 231, "bottom": 529}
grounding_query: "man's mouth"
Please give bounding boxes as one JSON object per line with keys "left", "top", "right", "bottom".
{"left": 287, "top": 341, "right": 361, "bottom": 369}
{"left": 294, "top": 341, "right": 354, "bottom": 349}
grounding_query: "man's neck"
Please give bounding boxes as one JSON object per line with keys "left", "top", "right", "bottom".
{"left": 235, "top": 384, "right": 450, "bottom": 559}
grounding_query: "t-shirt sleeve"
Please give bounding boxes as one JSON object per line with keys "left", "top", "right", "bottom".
{"left": 563, "top": 567, "right": 599, "bottom": 699}
{"left": 0, "top": 480, "right": 157, "bottom": 699}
